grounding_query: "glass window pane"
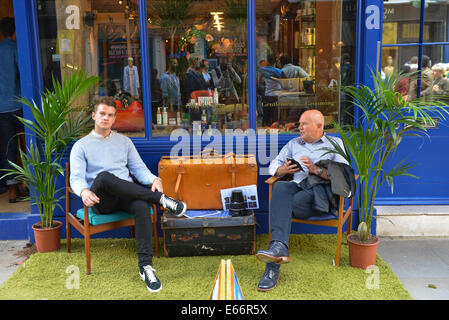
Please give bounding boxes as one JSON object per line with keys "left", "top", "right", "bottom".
{"left": 381, "top": 45, "right": 445, "bottom": 101}
{"left": 37, "top": 0, "right": 145, "bottom": 137}
{"left": 425, "top": 1, "right": 449, "bottom": 43}
{"left": 147, "top": 0, "right": 248, "bottom": 137}
{"left": 383, "top": 1, "right": 423, "bottom": 45}
{"left": 255, "top": 0, "right": 356, "bottom": 133}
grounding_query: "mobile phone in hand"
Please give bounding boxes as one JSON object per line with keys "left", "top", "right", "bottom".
{"left": 286, "top": 158, "right": 303, "bottom": 171}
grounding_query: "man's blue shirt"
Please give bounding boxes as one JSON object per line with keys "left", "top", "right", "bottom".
{"left": 268, "top": 134, "right": 349, "bottom": 183}
{"left": 0, "top": 38, "right": 21, "bottom": 113}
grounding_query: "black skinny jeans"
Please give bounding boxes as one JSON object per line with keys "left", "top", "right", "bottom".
{"left": 90, "top": 171, "right": 163, "bottom": 267}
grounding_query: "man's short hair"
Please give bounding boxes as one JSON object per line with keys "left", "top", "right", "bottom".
{"left": 200, "top": 59, "right": 209, "bottom": 69}
{"left": 94, "top": 97, "right": 117, "bottom": 112}
{"left": 0, "top": 17, "right": 15, "bottom": 37}
{"left": 279, "top": 54, "right": 290, "bottom": 67}
{"left": 422, "top": 55, "right": 430, "bottom": 68}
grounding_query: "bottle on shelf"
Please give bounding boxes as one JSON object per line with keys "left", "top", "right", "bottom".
{"left": 162, "top": 107, "right": 168, "bottom": 125}
{"left": 156, "top": 107, "right": 162, "bottom": 125}
{"left": 176, "top": 111, "right": 181, "bottom": 125}
{"left": 214, "top": 88, "right": 219, "bottom": 104}
{"left": 308, "top": 56, "right": 313, "bottom": 76}
{"left": 201, "top": 109, "right": 207, "bottom": 124}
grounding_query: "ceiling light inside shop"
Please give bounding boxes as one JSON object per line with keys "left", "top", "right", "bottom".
{"left": 211, "top": 12, "right": 224, "bottom": 31}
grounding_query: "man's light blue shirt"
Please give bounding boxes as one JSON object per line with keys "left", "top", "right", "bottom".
{"left": 0, "top": 38, "right": 21, "bottom": 113}
{"left": 268, "top": 134, "right": 349, "bottom": 183}
{"left": 69, "top": 130, "right": 157, "bottom": 197}
{"left": 281, "top": 63, "right": 309, "bottom": 79}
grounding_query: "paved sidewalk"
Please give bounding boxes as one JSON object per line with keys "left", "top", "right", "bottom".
{"left": 1, "top": 238, "right": 448, "bottom": 299}
{"left": 377, "top": 236, "right": 449, "bottom": 300}
{"left": 0, "top": 240, "right": 30, "bottom": 286}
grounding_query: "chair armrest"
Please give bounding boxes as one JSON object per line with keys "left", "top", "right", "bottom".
{"left": 265, "top": 174, "right": 293, "bottom": 186}
{"left": 265, "top": 176, "right": 281, "bottom": 186}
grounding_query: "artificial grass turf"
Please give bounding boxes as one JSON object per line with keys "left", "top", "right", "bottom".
{"left": 0, "top": 234, "right": 412, "bottom": 300}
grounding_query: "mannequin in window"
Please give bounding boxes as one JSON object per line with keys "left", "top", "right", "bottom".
{"left": 383, "top": 56, "right": 395, "bottom": 77}
{"left": 124, "top": 57, "right": 140, "bottom": 99}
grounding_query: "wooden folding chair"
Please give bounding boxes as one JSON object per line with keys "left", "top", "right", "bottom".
{"left": 65, "top": 162, "right": 160, "bottom": 274}
{"left": 265, "top": 174, "right": 355, "bottom": 266}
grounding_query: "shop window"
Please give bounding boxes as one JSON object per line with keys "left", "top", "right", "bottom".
{"left": 383, "top": 2, "right": 422, "bottom": 44}
{"left": 37, "top": 0, "right": 145, "bottom": 137}
{"left": 382, "top": 1, "right": 449, "bottom": 100}
{"left": 147, "top": 0, "right": 249, "bottom": 137}
{"left": 424, "top": 1, "right": 449, "bottom": 43}
{"left": 255, "top": 0, "right": 356, "bottom": 134}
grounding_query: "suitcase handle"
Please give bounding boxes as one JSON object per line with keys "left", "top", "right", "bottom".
{"left": 200, "top": 147, "right": 221, "bottom": 157}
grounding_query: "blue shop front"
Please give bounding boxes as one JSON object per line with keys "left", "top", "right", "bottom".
{"left": 2, "top": 0, "right": 448, "bottom": 240}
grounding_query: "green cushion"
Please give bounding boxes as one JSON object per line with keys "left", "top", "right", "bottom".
{"left": 76, "top": 207, "right": 153, "bottom": 226}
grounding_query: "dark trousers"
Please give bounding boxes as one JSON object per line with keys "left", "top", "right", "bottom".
{"left": 90, "top": 171, "right": 163, "bottom": 267}
{"left": 0, "top": 109, "right": 23, "bottom": 186}
{"left": 270, "top": 181, "right": 321, "bottom": 247}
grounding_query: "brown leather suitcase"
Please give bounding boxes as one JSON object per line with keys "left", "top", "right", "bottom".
{"left": 158, "top": 149, "right": 258, "bottom": 209}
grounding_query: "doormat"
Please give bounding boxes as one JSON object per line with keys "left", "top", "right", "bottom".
{"left": 0, "top": 234, "right": 412, "bottom": 300}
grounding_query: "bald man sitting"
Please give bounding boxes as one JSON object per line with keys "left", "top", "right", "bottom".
{"left": 256, "top": 110, "right": 349, "bottom": 292}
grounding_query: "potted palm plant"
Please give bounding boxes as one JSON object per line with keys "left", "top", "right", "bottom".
{"left": 2, "top": 69, "right": 99, "bottom": 253}
{"left": 326, "top": 70, "right": 448, "bottom": 269}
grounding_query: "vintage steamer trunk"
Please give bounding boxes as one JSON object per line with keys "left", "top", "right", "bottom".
{"left": 158, "top": 150, "right": 257, "bottom": 257}
{"left": 161, "top": 212, "right": 256, "bottom": 257}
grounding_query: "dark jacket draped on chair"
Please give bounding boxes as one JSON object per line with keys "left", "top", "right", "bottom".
{"left": 298, "top": 160, "right": 356, "bottom": 216}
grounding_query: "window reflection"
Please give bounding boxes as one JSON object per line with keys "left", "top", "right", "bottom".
{"left": 147, "top": 0, "right": 249, "bottom": 137}
{"left": 38, "top": 0, "right": 145, "bottom": 137}
{"left": 255, "top": 0, "right": 356, "bottom": 134}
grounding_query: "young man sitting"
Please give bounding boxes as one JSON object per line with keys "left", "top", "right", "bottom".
{"left": 70, "top": 97, "right": 186, "bottom": 292}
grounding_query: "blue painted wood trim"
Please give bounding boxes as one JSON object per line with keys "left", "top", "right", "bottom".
{"left": 139, "top": 0, "right": 152, "bottom": 139}
{"left": 383, "top": 42, "right": 449, "bottom": 47}
{"left": 13, "top": 0, "right": 43, "bottom": 101}
{"left": 358, "top": 0, "right": 383, "bottom": 90}
{"left": 354, "top": 0, "right": 383, "bottom": 129}
{"left": 13, "top": 0, "right": 44, "bottom": 216}
{"left": 417, "top": 0, "right": 426, "bottom": 97}
{"left": 354, "top": 0, "right": 364, "bottom": 124}
{"left": 247, "top": 0, "right": 256, "bottom": 130}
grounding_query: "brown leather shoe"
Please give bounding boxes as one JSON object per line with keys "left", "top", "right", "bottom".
{"left": 8, "top": 185, "right": 18, "bottom": 203}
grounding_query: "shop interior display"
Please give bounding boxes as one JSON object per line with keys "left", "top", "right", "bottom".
{"left": 38, "top": 0, "right": 351, "bottom": 136}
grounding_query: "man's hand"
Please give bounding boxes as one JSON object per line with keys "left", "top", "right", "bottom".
{"left": 275, "top": 159, "right": 302, "bottom": 176}
{"left": 80, "top": 189, "right": 100, "bottom": 207}
{"left": 299, "top": 156, "right": 319, "bottom": 175}
{"left": 151, "top": 177, "right": 163, "bottom": 193}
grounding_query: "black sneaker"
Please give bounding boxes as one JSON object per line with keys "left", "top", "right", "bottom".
{"left": 160, "top": 194, "right": 187, "bottom": 217}
{"left": 139, "top": 265, "right": 162, "bottom": 293}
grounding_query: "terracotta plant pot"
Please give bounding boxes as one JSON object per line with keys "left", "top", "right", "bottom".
{"left": 347, "top": 233, "right": 379, "bottom": 269}
{"left": 32, "top": 220, "right": 62, "bottom": 253}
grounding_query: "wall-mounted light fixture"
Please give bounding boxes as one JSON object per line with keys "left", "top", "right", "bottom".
{"left": 210, "top": 12, "right": 224, "bottom": 31}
